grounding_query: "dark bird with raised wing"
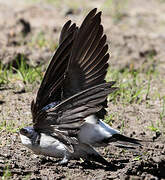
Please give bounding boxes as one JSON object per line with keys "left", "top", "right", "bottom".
{"left": 20, "top": 8, "right": 141, "bottom": 165}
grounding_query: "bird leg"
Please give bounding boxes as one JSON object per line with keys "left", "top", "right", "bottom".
{"left": 58, "top": 152, "right": 70, "bottom": 165}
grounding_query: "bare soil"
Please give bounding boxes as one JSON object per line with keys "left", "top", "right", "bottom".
{"left": 0, "top": 0, "right": 165, "bottom": 179}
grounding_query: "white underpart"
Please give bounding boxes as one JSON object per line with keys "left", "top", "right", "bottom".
{"left": 20, "top": 133, "right": 67, "bottom": 158}
{"left": 20, "top": 134, "right": 32, "bottom": 148}
{"left": 78, "top": 115, "right": 120, "bottom": 146}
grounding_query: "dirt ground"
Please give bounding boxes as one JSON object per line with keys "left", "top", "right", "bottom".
{"left": 0, "top": 0, "right": 165, "bottom": 179}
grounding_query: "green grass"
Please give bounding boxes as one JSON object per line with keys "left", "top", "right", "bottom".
{"left": 147, "top": 124, "right": 160, "bottom": 133}
{"left": 0, "top": 56, "right": 43, "bottom": 90}
{"left": 0, "top": 56, "right": 43, "bottom": 133}
{"left": 13, "top": 57, "right": 43, "bottom": 85}
{"left": 106, "top": 54, "right": 161, "bottom": 106}
{"left": 0, "top": 56, "right": 43, "bottom": 134}
{"left": 0, "top": 63, "right": 10, "bottom": 85}
{"left": 105, "top": 56, "right": 165, "bottom": 133}
{"left": 104, "top": 113, "right": 117, "bottom": 126}
{"left": 2, "top": 164, "right": 11, "bottom": 180}
{"left": 106, "top": 67, "right": 146, "bottom": 105}
{"left": 133, "top": 155, "right": 142, "bottom": 161}
{"left": 0, "top": 120, "right": 19, "bottom": 133}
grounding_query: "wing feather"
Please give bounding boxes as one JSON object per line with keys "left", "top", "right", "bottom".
{"left": 31, "top": 21, "right": 78, "bottom": 119}
{"left": 34, "top": 82, "right": 118, "bottom": 130}
{"left": 62, "top": 9, "right": 112, "bottom": 118}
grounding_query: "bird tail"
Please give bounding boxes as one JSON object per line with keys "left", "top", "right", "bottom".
{"left": 109, "top": 134, "right": 142, "bottom": 149}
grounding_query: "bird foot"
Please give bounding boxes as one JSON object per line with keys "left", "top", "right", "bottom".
{"left": 58, "top": 155, "right": 69, "bottom": 165}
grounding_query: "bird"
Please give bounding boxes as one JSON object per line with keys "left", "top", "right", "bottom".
{"left": 20, "top": 8, "right": 141, "bottom": 166}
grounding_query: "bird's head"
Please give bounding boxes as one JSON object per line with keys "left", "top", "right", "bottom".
{"left": 20, "top": 127, "right": 38, "bottom": 147}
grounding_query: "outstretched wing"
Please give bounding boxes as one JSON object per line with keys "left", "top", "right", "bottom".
{"left": 34, "top": 82, "right": 117, "bottom": 151}
{"left": 31, "top": 21, "right": 78, "bottom": 120}
{"left": 62, "top": 8, "right": 113, "bottom": 118}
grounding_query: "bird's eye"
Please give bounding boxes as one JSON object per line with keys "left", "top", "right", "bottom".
{"left": 20, "top": 128, "right": 28, "bottom": 135}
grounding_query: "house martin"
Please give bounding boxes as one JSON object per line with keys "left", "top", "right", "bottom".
{"left": 20, "top": 8, "right": 141, "bottom": 166}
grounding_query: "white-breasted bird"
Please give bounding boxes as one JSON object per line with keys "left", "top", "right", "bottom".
{"left": 20, "top": 8, "right": 141, "bottom": 166}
